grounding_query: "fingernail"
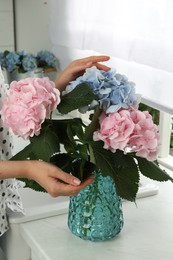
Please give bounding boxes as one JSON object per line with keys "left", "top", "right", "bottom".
{"left": 73, "top": 178, "right": 81, "bottom": 185}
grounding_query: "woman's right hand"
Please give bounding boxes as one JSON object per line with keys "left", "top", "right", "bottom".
{"left": 55, "top": 55, "right": 110, "bottom": 91}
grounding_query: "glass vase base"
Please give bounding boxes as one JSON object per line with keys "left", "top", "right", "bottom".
{"left": 68, "top": 171, "right": 124, "bottom": 241}
{"left": 69, "top": 225, "right": 123, "bottom": 241}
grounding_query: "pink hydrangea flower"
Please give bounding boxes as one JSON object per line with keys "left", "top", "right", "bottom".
{"left": 93, "top": 109, "right": 160, "bottom": 161}
{"left": 129, "top": 110, "right": 160, "bottom": 161}
{"left": 93, "top": 110, "right": 135, "bottom": 152}
{"left": 1, "top": 77, "right": 60, "bottom": 139}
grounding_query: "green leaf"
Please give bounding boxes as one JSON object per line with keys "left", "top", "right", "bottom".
{"left": 11, "top": 144, "right": 47, "bottom": 192}
{"left": 77, "top": 144, "right": 89, "bottom": 161}
{"left": 50, "top": 153, "right": 95, "bottom": 181}
{"left": 70, "top": 121, "right": 85, "bottom": 142}
{"left": 52, "top": 118, "right": 84, "bottom": 142}
{"left": 90, "top": 141, "right": 139, "bottom": 201}
{"left": 72, "top": 159, "right": 85, "bottom": 180}
{"left": 17, "top": 178, "right": 46, "bottom": 192}
{"left": 84, "top": 107, "right": 101, "bottom": 142}
{"left": 66, "top": 119, "right": 85, "bottom": 144}
{"left": 66, "top": 124, "right": 77, "bottom": 146}
{"left": 71, "top": 159, "right": 96, "bottom": 180}
{"left": 3, "top": 50, "right": 10, "bottom": 57}
{"left": 10, "top": 143, "right": 36, "bottom": 161}
{"left": 11, "top": 124, "right": 61, "bottom": 162}
{"left": 136, "top": 157, "right": 173, "bottom": 182}
{"left": 57, "top": 83, "right": 97, "bottom": 114}
{"left": 30, "top": 127, "right": 60, "bottom": 162}
{"left": 51, "top": 118, "right": 86, "bottom": 154}
{"left": 50, "top": 153, "right": 73, "bottom": 173}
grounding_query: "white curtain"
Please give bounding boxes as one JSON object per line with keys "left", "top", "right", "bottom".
{"left": 49, "top": 0, "right": 173, "bottom": 114}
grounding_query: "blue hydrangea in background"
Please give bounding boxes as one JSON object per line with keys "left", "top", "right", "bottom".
{"left": 0, "top": 50, "right": 58, "bottom": 74}
{"left": 37, "top": 50, "right": 59, "bottom": 68}
{"left": 0, "top": 51, "right": 21, "bottom": 72}
{"left": 22, "top": 54, "right": 37, "bottom": 72}
{"left": 0, "top": 50, "right": 37, "bottom": 73}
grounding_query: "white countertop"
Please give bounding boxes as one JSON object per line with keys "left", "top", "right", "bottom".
{"left": 20, "top": 175, "right": 173, "bottom": 260}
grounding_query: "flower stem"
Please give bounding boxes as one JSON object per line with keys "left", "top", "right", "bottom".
{"left": 89, "top": 145, "right": 96, "bottom": 164}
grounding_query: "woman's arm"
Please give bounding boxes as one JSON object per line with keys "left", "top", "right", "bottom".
{"left": 0, "top": 160, "right": 94, "bottom": 197}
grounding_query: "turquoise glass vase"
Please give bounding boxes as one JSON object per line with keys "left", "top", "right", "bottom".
{"left": 68, "top": 170, "right": 124, "bottom": 241}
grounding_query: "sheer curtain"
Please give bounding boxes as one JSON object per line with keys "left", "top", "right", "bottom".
{"left": 49, "top": 0, "right": 173, "bottom": 113}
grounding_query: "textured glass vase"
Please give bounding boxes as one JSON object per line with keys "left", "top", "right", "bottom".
{"left": 68, "top": 170, "right": 124, "bottom": 241}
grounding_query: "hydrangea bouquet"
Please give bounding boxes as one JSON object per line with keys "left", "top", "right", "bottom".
{"left": 1, "top": 66, "right": 173, "bottom": 201}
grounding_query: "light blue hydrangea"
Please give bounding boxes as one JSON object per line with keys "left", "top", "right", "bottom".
{"left": 4, "top": 52, "right": 21, "bottom": 72}
{"left": 63, "top": 66, "right": 137, "bottom": 113}
{"left": 37, "top": 50, "right": 59, "bottom": 68}
{"left": 0, "top": 51, "right": 38, "bottom": 73}
{"left": 17, "top": 50, "right": 24, "bottom": 56}
{"left": 22, "top": 54, "right": 37, "bottom": 72}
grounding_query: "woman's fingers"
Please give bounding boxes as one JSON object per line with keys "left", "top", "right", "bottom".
{"left": 51, "top": 168, "right": 82, "bottom": 185}
{"left": 70, "top": 61, "right": 110, "bottom": 76}
{"left": 94, "top": 62, "right": 110, "bottom": 71}
{"left": 76, "top": 55, "right": 110, "bottom": 64}
{"left": 49, "top": 174, "right": 95, "bottom": 197}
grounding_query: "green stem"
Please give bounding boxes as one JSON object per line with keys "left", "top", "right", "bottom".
{"left": 83, "top": 201, "right": 90, "bottom": 237}
{"left": 89, "top": 145, "right": 96, "bottom": 164}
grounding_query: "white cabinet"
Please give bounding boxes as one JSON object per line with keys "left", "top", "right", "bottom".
{"left": 0, "top": 0, "right": 14, "bottom": 51}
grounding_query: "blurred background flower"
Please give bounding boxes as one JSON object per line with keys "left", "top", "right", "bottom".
{"left": 0, "top": 50, "right": 37, "bottom": 73}
{"left": 36, "top": 50, "right": 59, "bottom": 70}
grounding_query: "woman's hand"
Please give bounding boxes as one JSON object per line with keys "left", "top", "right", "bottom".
{"left": 0, "top": 160, "right": 94, "bottom": 197}
{"left": 27, "top": 161, "right": 94, "bottom": 197}
{"left": 55, "top": 55, "right": 110, "bottom": 91}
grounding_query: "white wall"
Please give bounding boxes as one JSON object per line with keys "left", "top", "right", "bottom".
{"left": 1, "top": 1, "right": 57, "bottom": 155}
{"left": 0, "top": 0, "right": 14, "bottom": 51}
{"left": 15, "top": 0, "right": 52, "bottom": 53}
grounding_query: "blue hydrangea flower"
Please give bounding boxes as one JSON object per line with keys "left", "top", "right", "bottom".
{"left": 22, "top": 54, "right": 37, "bottom": 72}
{"left": 37, "top": 50, "right": 59, "bottom": 68}
{"left": 63, "top": 66, "right": 137, "bottom": 113}
{"left": 0, "top": 51, "right": 38, "bottom": 73}
{"left": 4, "top": 52, "right": 21, "bottom": 72}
